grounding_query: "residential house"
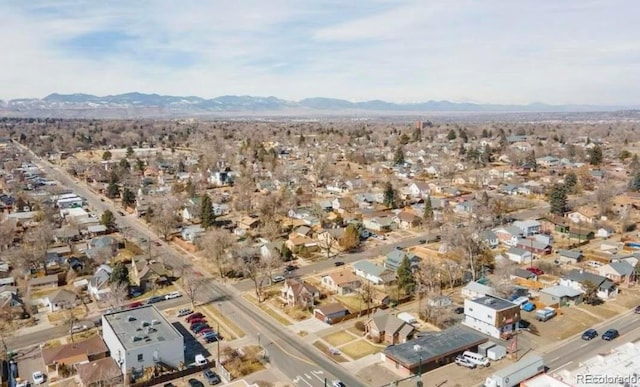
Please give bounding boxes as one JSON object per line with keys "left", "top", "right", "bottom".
{"left": 463, "top": 295, "right": 520, "bottom": 339}
{"left": 131, "top": 259, "right": 172, "bottom": 291}
{"left": 532, "top": 233, "right": 554, "bottom": 246}
{"left": 567, "top": 210, "right": 595, "bottom": 224}
{"left": 44, "top": 289, "right": 79, "bottom": 312}
{"left": 0, "top": 287, "right": 24, "bottom": 316}
{"left": 506, "top": 247, "right": 532, "bottom": 264}
{"left": 260, "top": 240, "right": 285, "bottom": 261}
{"left": 539, "top": 285, "right": 584, "bottom": 307}
{"left": 321, "top": 269, "right": 361, "bottom": 295}
{"left": 352, "top": 260, "right": 396, "bottom": 285}
{"left": 596, "top": 227, "right": 615, "bottom": 239}
{"left": 598, "top": 261, "right": 636, "bottom": 285}
{"left": 394, "top": 210, "right": 422, "bottom": 230}
{"left": 317, "top": 228, "right": 346, "bottom": 251}
{"left": 28, "top": 274, "right": 59, "bottom": 292}
{"left": 385, "top": 249, "right": 421, "bottom": 271}
{"left": 461, "top": 282, "right": 499, "bottom": 299}
{"left": 238, "top": 216, "right": 261, "bottom": 230}
{"left": 557, "top": 249, "right": 583, "bottom": 264}
{"left": 280, "top": 278, "right": 320, "bottom": 308}
{"left": 479, "top": 230, "right": 499, "bottom": 249}
{"left": 494, "top": 226, "right": 523, "bottom": 246}
{"left": 568, "top": 229, "right": 595, "bottom": 241}
{"left": 537, "top": 156, "right": 560, "bottom": 168}
{"left": 511, "top": 268, "right": 537, "bottom": 281}
{"left": 285, "top": 234, "right": 319, "bottom": 254}
{"left": 366, "top": 310, "right": 416, "bottom": 345}
{"left": 454, "top": 200, "right": 475, "bottom": 216}
{"left": 314, "top": 303, "right": 349, "bottom": 324}
{"left": 181, "top": 197, "right": 201, "bottom": 222}
{"left": 88, "top": 264, "right": 112, "bottom": 300}
{"left": 208, "top": 170, "right": 235, "bottom": 186}
{"left": 332, "top": 197, "right": 356, "bottom": 214}
{"left": 516, "top": 238, "right": 551, "bottom": 255}
{"left": 560, "top": 269, "right": 618, "bottom": 300}
{"left": 363, "top": 214, "right": 395, "bottom": 232}
{"left": 41, "top": 335, "right": 109, "bottom": 382}
{"left": 513, "top": 220, "right": 541, "bottom": 236}
{"left": 407, "top": 182, "right": 431, "bottom": 198}
{"left": 181, "top": 224, "right": 205, "bottom": 243}
{"left": 86, "top": 235, "right": 119, "bottom": 262}
{"left": 77, "top": 357, "right": 123, "bottom": 387}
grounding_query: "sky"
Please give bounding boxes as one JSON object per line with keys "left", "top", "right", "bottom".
{"left": 0, "top": 0, "right": 639, "bottom": 105}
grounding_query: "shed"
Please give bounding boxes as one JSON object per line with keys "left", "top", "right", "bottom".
{"left": 397, "top": 312, "right": 417, "bottom": 324}
{"left": 477, "top": 342, "right": 496, "bottom": 357}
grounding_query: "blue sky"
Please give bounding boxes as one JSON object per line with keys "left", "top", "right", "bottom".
{"left": 0, "top": 0, "right": 638, "bottom": 104}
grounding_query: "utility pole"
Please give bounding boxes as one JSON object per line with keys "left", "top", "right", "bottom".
{"left": 416, "top": 355, "right": 423, "bottom": 387}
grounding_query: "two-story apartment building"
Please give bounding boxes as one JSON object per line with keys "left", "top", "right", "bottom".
{"left": 463, "top": 295, "right": 520, "bottom": 339}
{"left": 102, "top": 305, "right": 184, "bottom": 377}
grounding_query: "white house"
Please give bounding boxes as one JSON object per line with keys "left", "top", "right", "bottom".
{"left": 559, "top": 269, "right": 618, "bottom": 300}
{"left": 352, "top": 260, "right": 396, "bottom": 285}
{"left": 506, "top": 246, "right": 532, "bottom": 264}
{"left": 102, "top": 305, "right": 184, "bottom": 375}
{"left": 462, "top": 295, "right": 520, "bottom": 339}
{"left": 461, "top": 281, "right": 499, "bottom": 299}
{"left": 513, "top": 220, "right": 541, "bottom": 236}
{"left": 494, "top": 226, "right": 522, "bottom": 246}
{"left": 88, "top": 264, "right": 113, "bottom": 300}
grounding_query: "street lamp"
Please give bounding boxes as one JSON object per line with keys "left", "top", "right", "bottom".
{"left": 257, "top": 332, "right": 261, "bottom": 348}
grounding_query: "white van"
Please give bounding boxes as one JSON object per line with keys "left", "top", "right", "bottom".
{"left": 195, "top": 354, "right": 207, "bottom": 366}
{"left": 462, "top": 351, "right": 490, "bottom": 367}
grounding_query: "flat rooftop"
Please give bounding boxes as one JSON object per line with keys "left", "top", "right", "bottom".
{"left": 103, "top": 305, "right": 182, "bottom": 350}
{"left": 469, "top": 295, "right": 518, "bottom": 311}
{"left": 557, "top": 341, "right": 640, "bottom": 387}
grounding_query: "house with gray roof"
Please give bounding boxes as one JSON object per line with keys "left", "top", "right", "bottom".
{"left": 382, "top": 326, "right": 487, "bottom": 377}
{"left": 461, "top": 281, "right": 498, "bottom": 299}
{"left": 557, "top": 249, "right": 583, "bottom": 264}
{"left": 560, "top": 269, "right": 618, "bottom": 300}
{"left": 88, "top": 264, "right": 113, "bottom": 300}
{"left": 598, "top": 261, "right": 636, "bottom": 285}
{"left": 506, "top": 246, "right": 532, "bottom": 264}
{"left": 513, "top": 220, "right": 542, "bottom": 236}
{"left": 385, "top": 249, "right": 420, "bottom": 272}
{"left": 539, "top": 285, "right": 583, "bottom": 306}
{"left": 353, "top": 260, "right": 396, "bottom": 285}
{"left": 366, "top": 310, "right": 415, "bottom": 345}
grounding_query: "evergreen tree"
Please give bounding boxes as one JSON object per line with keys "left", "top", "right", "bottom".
{"left": 122, "top": 187, "right": 136, "bottom": 208}
{"left": 102, "top": 150, "right": 112, "bottom": 161}
{"left": 200, "top": 194, "right": 215, "bottom": 229}
{"left": 525, "top": 150, "right": 537, "bottom": 170}
{"left": 630, "top": 154, "right": 640, "bottom": 173}
{"left": 423, "top": 195, "right": 434, "bottom": 224}
{"left": 564, "top": 172, "right": 578, "bottom": 193}
{"left": 588, "top": 145, "right": 603, "bottom": 166}
{"left": 397, "top": 256, "right": 416, "bottom": 295}
{"left": 393, "top": 146, "right": 405, "bottom": 165}
{"left": 481, "top": 128, "right": 489, "bottom": 138}
{"left": 100, "top": 210, "right": 116, "bottom": 229}
{"left": 447, "top": 129, "right": 457, "bottom": 141}
{"left": 412, "top": 127, "right": 422, "bottom": 142}
{"left": 548, "top": 184, "right": 568, "bottom": 216}
{"left": 106, "top": 181, "right": 120, "bottom": 198}
{"left": 126, "top": 145, "right": 134, "bottom": 158}
{"left": 109, "top": 264, "right": 130, "bottom": 285}
{"left": 629, "top": 170, "right": 640, "bottom": 191}
{"left": 383, "top": 182, "right": 396, "bottom": 209}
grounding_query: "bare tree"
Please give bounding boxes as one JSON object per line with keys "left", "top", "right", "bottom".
{"left": 105, "top": 282, "right": 129, "bottom": 310}
{"left": 182, "top": 269, "right": 206, "bottom": 308}
{"left": 318, "top": 231, "right": 337, "bottom": 260}
{"left": 235, "top": 247, "right": 265, "bottom": 302}
{"left": 493, "top": 259, "right": 516, "bottom": 298}
{"left": 594, "top": 184, "right": 617, "bottom": 218}
{"left": 0, "top": 217, "right": 16, "bottom": 251}
{"left": 359, "top": 280, "right": 375, "bottom": 317}
{"left": 443, "top": 223, "right": 486, "bottom": 282}
{"left": 198, "top": 229, "right": 236, "bottom": 279}
{"left": 149, "top": 196, "right": 181, "bottom": 241}
{"left": 25, "top": 223, "right": 54, "bottom": 274}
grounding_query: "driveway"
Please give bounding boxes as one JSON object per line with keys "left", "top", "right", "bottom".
{"left": 15, "top": 345, "right": 47, "bottom": 386}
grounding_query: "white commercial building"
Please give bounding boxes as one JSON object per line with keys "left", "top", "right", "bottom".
{"left": 463, "top": 295, "right": 520, "bottom": 339}
{"left": 102, "top": 305, "right": 184, "bottom": 376}
{"left": 555, "top": 341, "right": 640, "bottom": 387}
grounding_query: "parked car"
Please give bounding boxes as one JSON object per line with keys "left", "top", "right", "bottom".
{"left": 582, "top": 329, "right": 598, "bottom": 340}
{"left": 194, "top": 354, "right": 208, "bottom": 366}
{"left": 194, "top": 325, "right": 211, "bottom": 334}
{"left": 418, "top": 239, "right": 426, "bottom": 244}
{"left": 188, "top": 379, "right": 205, "bottom": 387}
{"left": 177, "top": 308, "right": 193, "bottom": 317}
{"left": 32, "top": 371, "right": 45, "bottom": 385}
{"left": 199, "top": 328, "right": 214, "bottom": 336}
{"left": 154, "top": 241, "right": 162, "bottom": 246}
{"left": 147, "top": 296, "right": 164, "bottom": 304}
{"left": 453, "top": 306, "right": 464, "bottom": 314}
{"left": 128, "top": 302, "right": 143, "bottom": 309}
{"left": 602, "top": 329, "right": 619, "bottom": 341}
{"left": 285, "top": 264, "right": 298, "bottom": 272}
{"left": 203, "top": 369, "right": 221, "bottom": 385}
{"left": 334, "top": 261, "right": 345, "bottom": 267}
{"left": 454, "top": 355, "right": 477, "bottom": 369}
{"left": 272, "top": 275, "right": 285, "bottom": 283}
{"left": 70, "top": 324, "right": 88, "bottom": 334}
{"left": 189, "top": 318, "right": 207, "bottom": 325}
{"left": 332, "top": 381, "right": 346, "bottom": 387}
{"left": 635, "top": 305, "right": 640, "bottom": 314}
{"left": 587, "top": 261, "right": 602, "bottom": 268}
{"left": 526, "top": 267, "right": 544, "bottom": 276}
{"left": 164, "top": 291, "right": 181, "bottom": 300}
{"left": 117, "top": 211, "right": 125, "bottom": 216}
{"left": 163, "top": 384, "right": 176, "bottom": 387}
{"left": 186, "top": 313, "right": 205, "bottom": 322}
{"left": 204, "top": 335, "right": 219, "bottom": 343}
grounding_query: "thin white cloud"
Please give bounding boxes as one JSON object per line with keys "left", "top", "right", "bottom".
{"left": 0, "top": 0, "right": 638, "bottom": 105}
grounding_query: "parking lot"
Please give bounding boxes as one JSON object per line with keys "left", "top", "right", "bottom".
{"left": 171, "top": 322, "right": 212, "bottom": 366}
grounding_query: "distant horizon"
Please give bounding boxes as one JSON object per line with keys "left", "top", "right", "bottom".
{"left": 1, "top": 2, "right": 639, "bottom": 105}
{"left": 2, "top": 91, "right": 638, "bottom": 109}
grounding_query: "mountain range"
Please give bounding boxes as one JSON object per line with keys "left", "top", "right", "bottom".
{"left": 0, "top": 92, "right": 637, "bottom": 118}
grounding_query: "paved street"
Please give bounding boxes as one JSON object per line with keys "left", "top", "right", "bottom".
{"left": 22, "top": 147, "right": 364, "bottom": 387}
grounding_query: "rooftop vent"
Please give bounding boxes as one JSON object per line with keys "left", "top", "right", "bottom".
{"left": 413, "top": 344, "right": 422, "bottom": 352}
{"left": 484, "top": 299, "right": 495, "bottom": 305}
{"left": 141, "top": 321, "right": 151, "bottom": 327}
{"left": 151, "top": 319, "right": 159, "bottom": 325}
{"left": 131, "top": 336, "right": 142, "bottom": 343}
{"left": 127, "top": 316, "right": 136, "bottom": 322}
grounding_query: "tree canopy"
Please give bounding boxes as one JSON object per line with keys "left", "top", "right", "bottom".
{"left": 100, "top": 210, "right": 116, "bottom": 229}
{"left": 200, "top": 194, "right": 215, "bottom": 229}
{"left": 397, "top": 256, "right": 416, "bottom": 295}
{"left": 109, "top": 264, "right": 129, "bottom": 285}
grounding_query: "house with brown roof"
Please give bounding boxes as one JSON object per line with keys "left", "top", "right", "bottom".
{"left": 285, "top": 234, "right": 319, "bottom": 254}
{"left": 238, "top": 216, "right": 261, "bottom": 230}
{"left": 321, "top": 269, "right": 361, "bottom": 295}
{"left": 41, "top": 335, "right": 109, "bottom": 382}
{"left": 393, "top": 209, "right": 422, "bottom": 230}
{"left": 28, "top": 274, "right": 59, "bottom": 292}
{"left": 77, "top": 357, "right": 123, "bottom": 387}
{"left": 280, "top": 278, "right": 320, "bottom": 308}
{"left": 314, "top": 302, "right": 349, "bottom": 324}
{"left": 130, "top": 258, "right": 172, "bottom": 291}
{"left": 366, "top": 310, "right": 416, "bottom": 345}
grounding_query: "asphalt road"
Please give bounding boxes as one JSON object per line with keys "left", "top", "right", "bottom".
{"left": 23, "top": 149, "right": 364, "bottom": 387}
{"left": 542, "top": 309, "right": 640, "bottom": 372}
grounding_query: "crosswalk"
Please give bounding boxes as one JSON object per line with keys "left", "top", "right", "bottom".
{"left": 293, "top": 370, "right": 327, "bottom": 386}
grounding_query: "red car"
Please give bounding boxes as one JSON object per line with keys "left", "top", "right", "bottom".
{"left": 185, "top": 313, "right": 204, "bottom": 322}
{"left": 128, "top": 302, "right": 143, "bottom": 309}
{"left": 189, "top": 318, "right": 207, "bottom": 326}
{"left": 526, "top": 267, "right": 544, "bottom": 276}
